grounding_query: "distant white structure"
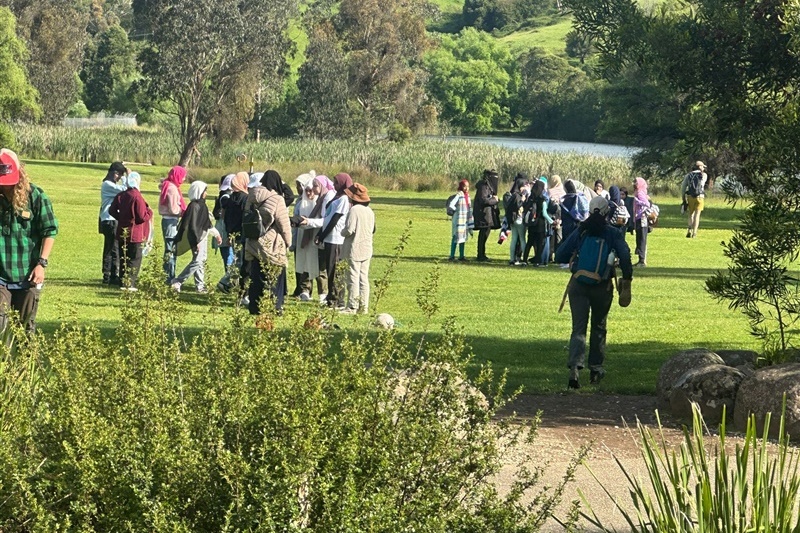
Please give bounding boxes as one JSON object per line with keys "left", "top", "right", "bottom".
{"left": 63, "top": 112, "right": 137, "bottom": 128}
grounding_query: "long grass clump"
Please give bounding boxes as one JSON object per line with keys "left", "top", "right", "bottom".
{"left": 14, "top": 124, "right": 633, "bottom": 191}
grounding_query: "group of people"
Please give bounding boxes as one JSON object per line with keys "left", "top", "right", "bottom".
{"left": 98, "top": 164, "right": 376, "bottom": 316}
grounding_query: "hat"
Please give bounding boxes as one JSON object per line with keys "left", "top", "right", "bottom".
{"left": 248, "top": 172, "right": 263, "bottom": 189}
{"left": 0, "top": 149, "right": 21, "bottom": 186}
{"left": 695, "top": 160, "right": 706, "bottom": 170}
{"left": 589, "top": 195, "right": 609, "bottom": 216}
{"left": 109, "top": 161, "right": 127, "bottom": 175}
{"left": 344, "top": 182, "right": 370, "bottom": 203}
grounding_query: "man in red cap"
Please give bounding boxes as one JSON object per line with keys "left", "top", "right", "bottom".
{"left": 0, "top": 149, "right": 58, "bottom": 333}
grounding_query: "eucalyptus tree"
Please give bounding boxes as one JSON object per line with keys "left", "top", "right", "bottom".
{"left": 135, "top": 0, "right": 299, "bottom": 165}
{"left": 0, "top": 6, "right": 40, "bottom": 146}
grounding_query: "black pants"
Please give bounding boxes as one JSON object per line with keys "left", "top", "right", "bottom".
{"left": 476, "top": 228, "right": 491, "bottom": 259}
{"left": 324, "top": 242, "right": 343, "bottom": 306}
{"left": 248, "top": 260, "right": 286, "bottom": 315}
{"left": 0, "top": 285, "right": 40, "bottom": 334}
{"left": 100, "top": 220, "right": 119, "bottom": 282}
{"left": 567, "top": 280, "right": 614, "bottom": 370}
{"left": 118, "top": 239, "right": 143, "bottom": 288}
{"left": 635, "top": 221, "right": 648, "bottom": 263}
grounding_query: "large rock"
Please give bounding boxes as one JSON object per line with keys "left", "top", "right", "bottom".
{"left": 734, "top": 363, "right": 800, "bottom": 438}
{"left": 657, "top": 348, "right": 725, "bottom": 409}
{"left": 715, "top": 349, "right": 758, "bottom": 368}
{"left": 669, "top": 364, "right": 746, "bottom": 424}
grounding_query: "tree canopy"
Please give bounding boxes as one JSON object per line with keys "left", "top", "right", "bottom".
{"left": 0, "top": 6, "right": 40, "bottom": 147}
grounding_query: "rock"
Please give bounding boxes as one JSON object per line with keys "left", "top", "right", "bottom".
{"left": 657, "top": 348, "right": 725, "bottom": 410}
{"left": 669, "top": 364, "right": 746, "bottom": 424}
{"left": 716, "top": 349, "right": 759, "bottom": 368}
{"left": 734, "top": 363, "right": 800, "bottom": 438}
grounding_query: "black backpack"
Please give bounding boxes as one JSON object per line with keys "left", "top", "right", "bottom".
{"left": 241, "top": 200, "right": 267, "bottom": 239}
{"left": 446, "top": 193, "right": 457, "bottom": 216}
{"left": 686, "top": 171, "right": 704, "bottom": 197}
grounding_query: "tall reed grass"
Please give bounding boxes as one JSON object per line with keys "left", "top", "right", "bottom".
{"left": 14, "top": 124, "right": 634, "bottom": 191}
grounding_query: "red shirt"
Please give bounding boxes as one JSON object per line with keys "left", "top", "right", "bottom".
{"left": 109, "top": 189, "right": 153, "bottom": 243}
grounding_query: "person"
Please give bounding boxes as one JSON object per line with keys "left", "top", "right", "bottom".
{"left": 607, "top": 185, "right": 630, "bottom": 238}
{"left": 212, "top": 174, "right": 235, "bottom": 271}
{"left": 290, "top": 171, "right": 316, "bottom": 297}
{"left": 555, "top": 196, "right": 633, "bottom": 389}
{"left": 524, "top": 179, "right": 553, "bottom": 267}
{"left": 619, "top": 187, "right": 635, "bottom": 238}
{"left": 681, "top": 160, "right": 708, "bottom": 238}
{"left": 171, "top": 181, "right": 221, "bottom": 293}
{"left": 293, "top": 175, "right": 326, "bottom": 301}
{"left": 632, "top": 177, "right": 650, "bottom": 267}
{"left": 109, "top": 172, "right": 152, "bottom": 291}
{"left": 158, "top": 166, "right": 187, "bottom": 284}
{"left": 0, "top": 149, "right": 58, "bottom": 334}
{"left": 99, "top": 161, "right": 127, "bottom": 285}
{"left": 548, "top": 174, "right": 565, "bottom": 259}
{"left": 560, "top": 180, "right": 589, "bottom": 244}
{"left": 594, "top": 179, "right": 610, "bottom": 200}
{"left": 244, "top": 172, "right": 292, "bottom": 315}
{"left": 300, "top": 175, "right": 335, "bottom": 303}
{"left": 504, "top": 175, "right": 528, "bottom": 265}
{"left": 216, "top": 172, "right": 249, "bottom": 295}
{"left": 341, "top": 183, "right": 375, "bottom": 314}
{"left": 447, "top": 179, "right": 473, "bottom": 262}
{"left": 473, "top": 169, "right": 500, "bottom": 262}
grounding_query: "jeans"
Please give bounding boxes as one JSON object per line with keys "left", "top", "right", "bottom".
{"left": 509, "top": 222, "right": 526, "bottom": 262}
{"left": 118, "top": 239, "right": 143, "bottom": 288}
{"left": 635, "top": 219, "right": 648, "bottom": 263}
{"left": 162, "top": 217, "right": 179, "bottom": 284}
{"left": 567, "top": 280, "right": 614, "bottom": 370}
{"left": 174, "top": 239, "right": 208, "bottom": 290}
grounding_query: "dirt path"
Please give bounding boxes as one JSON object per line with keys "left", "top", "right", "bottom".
{"left": 499, "top": 393, "right": 688, "bottom": 532}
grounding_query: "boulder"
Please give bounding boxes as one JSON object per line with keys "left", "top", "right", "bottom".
{"left": 733, "top": 363, "right": 800, "bottom": 438}
{"left": 669, "top": 364, "right": 746, "bottom": 424}
{"left": 657, "top": 348, "right": 725, "bottom": 409}
{"left": 715, "top": 349, "right": 759, "bottom": 368}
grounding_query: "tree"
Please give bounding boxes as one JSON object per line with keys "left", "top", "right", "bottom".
{"left": 425, "top": 28, "right": 518, "bottom": 133}
{"left": 0, "top": 6, "right": 40, "bottom": 146}
{"left": 81, "top": 24, "right": 137, "bottom": 113}
{"left": 136, "top": 0, "right": 299, "bottom": 166}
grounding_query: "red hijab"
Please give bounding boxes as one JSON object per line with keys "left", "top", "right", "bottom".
{"left": 458, "top": 179, "right": 470, "bottom": 208}
{"left": 159, "top": 166, "right": 188, "bottom": 212}
{"left": 333, "top": 172, "right": 353, "bottom": 199}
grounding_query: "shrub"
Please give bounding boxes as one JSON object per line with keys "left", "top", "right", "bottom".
{"left": 0, "top": 252, "right": 586, "bottom": 531}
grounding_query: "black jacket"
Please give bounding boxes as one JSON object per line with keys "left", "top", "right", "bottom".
{"left": 473, "top": 178, "right": 499, "bottom": 229}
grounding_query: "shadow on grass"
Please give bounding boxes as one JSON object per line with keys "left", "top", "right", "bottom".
{"left": 371, "top": 195, "right": 444, "bottom": 210}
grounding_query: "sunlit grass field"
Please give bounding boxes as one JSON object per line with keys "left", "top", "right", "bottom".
{"left": 30, "top": 159, "right": 755, "bottom": 395}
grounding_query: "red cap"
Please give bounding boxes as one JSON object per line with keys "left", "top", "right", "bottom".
{"left": 0, "top": 149, "right": 21, "bottom": 186}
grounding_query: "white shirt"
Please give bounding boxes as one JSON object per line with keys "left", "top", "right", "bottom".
{"left": 323, "top": 195, "right": 349, "bottom": 245}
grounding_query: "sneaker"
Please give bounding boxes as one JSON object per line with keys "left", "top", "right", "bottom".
{"left": 634, "top": 261, "right": 647, "bottom": 268}
{"left": 458, "top": 257, "right": 467, "bottom": 262}
{"left": 319, "top": 293, "right": 328, "bottom": 304}
{"left": 216, "top": 282, "right": 231, "bottom": 294}
{"left": 171, "top": 282, "right": 181, "bottom": 293}
{"left": 590, "top": 368, "right": 606, "bottom": 384}
{"left": 686, "top": 230, "right": 692, "bottom": 238}
{"left": 127, "top": 287, "right": 139, "bottom": 292}
{"left": 196, "top": 287, "right": 208, "bottom": 294}
{"left": 568, "top": 366, "right": 580, "bottom": 389}
{"left": 448, "top": 257, "right": 455, "bottom": 262}
{"left": 298, "top": 292, "right": 311, "bottom": 302}
{"left": 339, "top": 307, "right": 357, "bottom": 315}
{"left": 568, "top": 379, "right": 581, "bottom": 389}
{"left": 240, "top": 295, "right": 250, "bottom": 306}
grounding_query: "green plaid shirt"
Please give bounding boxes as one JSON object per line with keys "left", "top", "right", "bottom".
{"left": 0, "top": 184, "right": 58, "bottom": 283}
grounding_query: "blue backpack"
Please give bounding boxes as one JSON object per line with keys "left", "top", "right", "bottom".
{"left": 573, "top": 233, "right": 613, "bottom": 284}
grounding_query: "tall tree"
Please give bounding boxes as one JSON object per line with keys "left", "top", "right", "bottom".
{"left": 136, "top": 0, "right": 298, "bottom": 165}
{"left": 81, "top": 24, "right": 137, "bottom": 113}
{"left": 0, "top": 6, "right": 40, "bottom": 146}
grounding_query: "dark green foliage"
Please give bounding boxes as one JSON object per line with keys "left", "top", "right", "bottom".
{"left": 463, "top": 0, "right": 560, "bottom": 32}
{"left": 0, "top": 6, "right": 40, "bottom": 129}
{"left": 81, "top": 24, "right": 138, "bottom": 113}
{"left": 0, "top": 247, "right": 585, "bottom": 531}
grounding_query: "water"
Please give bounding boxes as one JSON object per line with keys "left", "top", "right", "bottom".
{"left": 439, "top": 135, "right": 640, "bottom": 159}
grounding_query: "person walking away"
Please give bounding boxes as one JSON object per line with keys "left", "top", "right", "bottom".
{"left": 632, "top": 177, "right": 650, "bottom": 267}
{"left": 99, "top": 161, "right": 127, "bottom": 285}
{"left": 448, "top": 179, "right": 474, "bottom": 261}
{"left": 109, "top": 172, "right": 152, "bottom": 291}
{"left": 158, "top": 166, "right": 187, "bottom": 284}
{"left": 244, "top": 175, "right": 292, "bottom": 315}
{"left": 555, "top": 196, "right": 632, "bottom": 389}
{"left": 548, "top": 175, "right": 565, "bottom": 260}
{"left": 341, "top": 183, "right": 375, "bottom": 314}
{"left": 505, "top": 175, "right": 528, "bottom": 265}
{"left": 559, "top": 180, "right": 589, "bottom": 248}
{"left": 607, "top": 185, "right": 630, "bottom": 239}
{"left": 681, "top": 160, "right": 708, "bottom": 238}
{"left": 171, "top": 181, "right": 221, "bottom": 293}
{"left": 473, "top": 169, "right": 500, "bottom": 262}
{"left": 0, "top": 149, "right": 58, "bottom": 334}
{"left": 212, "top": 174, "right": 235, "bottom": 271}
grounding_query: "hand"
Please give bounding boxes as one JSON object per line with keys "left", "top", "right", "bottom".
{"left": 314, "top": 236, "right": 321, "bottom": 245}
{"left": 215, "top": 234, "right": 222, "bottom": 245}
{"left": 28, "top": 264, "right": 45, "bottom": 285}
{"left": 299, "top": 216, "right": 309, "bottom": 226}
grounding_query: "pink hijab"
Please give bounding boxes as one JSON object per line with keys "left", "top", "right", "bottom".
{"left": 634, "top": 177, "right": 648, "bottom": 203}
{"left": 159, "top": 166, "right": 188, "bottom": 212}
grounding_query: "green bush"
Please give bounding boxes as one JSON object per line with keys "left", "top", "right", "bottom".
{"left": 581, "top": 402, "right": 800, "bottom": 532}
{"left": 0, "top": 258, "right": 586, "bottom": 531}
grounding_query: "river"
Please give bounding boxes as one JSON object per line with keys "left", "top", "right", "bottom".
{"left": 439, "top": 135, "right": 640, "bottom": 159}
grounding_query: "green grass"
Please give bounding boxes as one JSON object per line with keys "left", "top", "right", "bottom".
{"left": 498, "top": 17, "right": 573, "bottom": 57}
{"left": 28, "top": 159, "right": 756, "bottom": 396}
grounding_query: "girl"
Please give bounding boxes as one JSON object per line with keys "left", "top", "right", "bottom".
{"left": 632, "top": 177, "right": 650, "bottom": 267}
{"left": 447, "top": 179, "right": 473, "bottom": 261}
{"left": 171, "top": 181, "right": 221, "bottom": 293}
{"left": 292, "top": 173, "right": 324, "bottom": 301}
{"left": 158, "top": 166, "right": 187, "bottom": 284}
{"left": 505, "top": 175, "right": 528, "bottom": 265}
{"left": 109, "top": 172, "right": 152, "bottom": 291}
{"left": 341, "top": 183, "right": 375, "bottom": 313}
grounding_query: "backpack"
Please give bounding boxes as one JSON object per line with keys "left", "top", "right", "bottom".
{"left": 241, "top": 200, "right": 268, "bottom": 239}
{"left": 644, "top": 202, "right": 660, "bottom": 226}
{"left": 686, "top": 171, "right": 704, "bottom": 198}
{"left": 446, "top": 193, "right": 458, "bottom": 217}
{"left": 573, "top": 233, "right": 613, "bottom": 285}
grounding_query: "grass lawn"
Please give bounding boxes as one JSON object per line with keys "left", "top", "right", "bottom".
{"left": 29, "top": 159, "right": 756, "bottom": 396}
{"left": 499, "top": 17, "right": 574, "bottom": 57}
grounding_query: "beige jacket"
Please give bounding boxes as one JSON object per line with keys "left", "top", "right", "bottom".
{"left": 342, "top": 204, "right": 375, "bottom": 262}
{"left": 244, "top": 187, "right": 292, "bottom": 267}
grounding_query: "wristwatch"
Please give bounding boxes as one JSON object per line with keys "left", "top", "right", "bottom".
{"left": 37, "top": 258, "right": 48, "bottom": 268}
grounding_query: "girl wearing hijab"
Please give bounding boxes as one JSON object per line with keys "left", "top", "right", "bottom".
{"left": 292, "top": 172, "right": 323, "bottom": 301}
{"left": 213, "top": 174, "right": 235, "bottom": 271}
{"left": 448, "top": 179, "right": 473, "bottom": 261}
{"left": 109, "top": 172, "right": 152, "bottom": 291}
{"left": 99, "top": 161, "right": 128, "bottom": 285}
{"left": 301, "top": 172, "right": 352, "bottom": 308}
{"left": 548, "top": 175, "right": 565, "bottom": 258}
{"left": 524, "top": 179, "right": 553, "bottom": 266}
{"left": 632, "top": 177, "right": 650, "bottom": 267}
{"left": 298, "top": 175, "right": 335, "bottom": 302}
{"left": 560, "top": 180, "right": 589, "bottom": 244}
{"left": 171, "top": 181, "right": 221, "bottom": 293}
{"left": 216, "top": 172, "right": 249, "bottom": 294}
{"left": 607, "top": 185, "right": 630, "bottom": 238}
{"left": 505, "top": 175, "right": 528, "bottom": 265}
{"left": 158, "top": 166, "right": 187, "bottom": 284}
